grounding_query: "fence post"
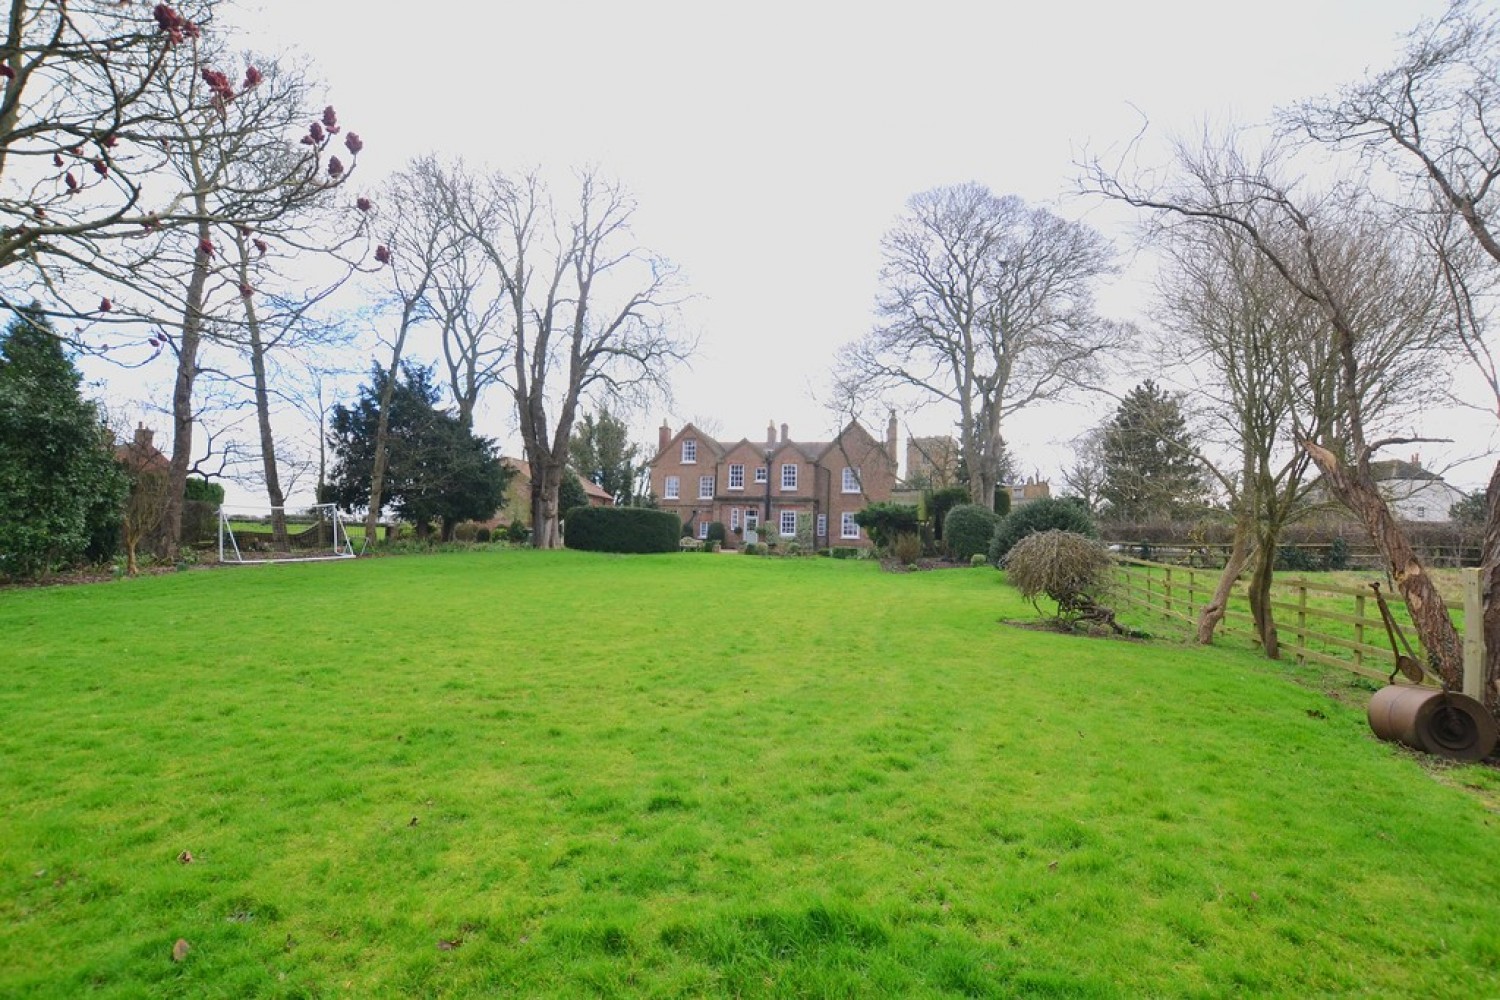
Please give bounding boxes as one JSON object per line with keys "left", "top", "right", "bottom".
{"left": 1165, "top": 566, "right": 1173, "bottom": 614}
{"left": 1295, "top": 583, "right": 1309, "bottom": 666}
{"left": 1464, "top": 567, "right": 1485, "bottom": 701}
{"left": 1354, "top": 592, "right": 1366, "bottom": 671}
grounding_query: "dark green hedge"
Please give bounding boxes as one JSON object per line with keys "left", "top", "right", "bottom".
{"left": 564, "top": 506, "right": 681, "bottom": 553}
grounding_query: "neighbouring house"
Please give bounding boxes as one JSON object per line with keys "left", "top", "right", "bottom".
{"left": 1007, "top": 477, "right": 1051, "bottom": 507}
{"left": 115, "top": 423, "right": 169, "bottom": 473}
{"left": 905, "top": 434, "right": 961, "bottom": 489}
{"left": 495, "top": 457, "right": 613, "bottom": 528}
{"left": 648, "top": 416, "right": 899, "bottom": 550}
{"left": 1368, "top": 456, "right": 1468, "bottom": 523}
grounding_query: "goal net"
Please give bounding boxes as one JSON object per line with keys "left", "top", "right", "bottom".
{"left": 217, "top": 504, "right": 356, "bottom": 564}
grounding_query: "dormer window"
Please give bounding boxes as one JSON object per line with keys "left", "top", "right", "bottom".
{"left": 682, "top": 439, "right": 697, "bottom": 463}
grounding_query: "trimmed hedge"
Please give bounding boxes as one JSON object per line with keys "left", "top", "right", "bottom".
{"left": 989, "top": 497, "right": 1097, "bottom": 565}
{"left": 564, "top": 506, "right": 681, "bottom": 553}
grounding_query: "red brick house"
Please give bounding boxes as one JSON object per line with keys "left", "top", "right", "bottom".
{"left": 647, "top": 417, "right": 899, "bottom": 550}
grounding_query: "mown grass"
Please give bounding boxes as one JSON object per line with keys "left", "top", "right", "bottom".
{"left": 2, "top": 551, "right": 1498, "bottom": 998}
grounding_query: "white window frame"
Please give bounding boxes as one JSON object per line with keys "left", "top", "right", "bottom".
{"left": 664, "top": 475, "right": 680, "bottom": 500}
{"left": 699, "top": 475, "right": 714, "bottom": 499}
{"left": 779, "top": 510, "right": 798, "bottom": 537}
{"left": 816, "top": 514, "right": 827, "bottom": 538}
{"left": 698, "top": 520, "right": 710, "bottom": 539}
{"left": 841, "top": 467, "right": 860, "bottom": 493}
{"left": 754, "top": 465, "right": 767, "bottom": 484}
{"left": 728, "top": 464, "right": 744, "bottom": 490}
{"left": 745, "top": 508, "right": 759, "bottom": 530}
{"left": 730, "top": 507, "right": 741, "bottom": 530}
{"left": 781, "top": 464, "right": 798, "bottom": 491}
{"left": 682, "top": 439, "right": 697, "bottom": 463}
{"left": 841, "top": 512, "right": 860, "bottom": 539}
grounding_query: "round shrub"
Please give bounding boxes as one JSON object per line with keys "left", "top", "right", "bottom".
{"left": 989, "top": 497, "right": 1097, "bottom": 565}
{"left": 706, "top": 521, "right": 727, "bottom": 546}
{"left": 564, "top": 506, "right": 681, "bottom": 553}
{"left": 970, "top": 553, "right": 988, "bottom": 567}
{"left": 475, "top": 527, "right": 492, "bottom": 543}
{"left": 1004, "top": 530, "right": 1114, "bottom": 620}
{"left": 944, "top": 503, "right": 1000, "bottom": 561}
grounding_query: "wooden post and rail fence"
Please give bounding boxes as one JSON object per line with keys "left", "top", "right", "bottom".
{"left": 1112, "top": 556, "right": 1487, "bottom": 699}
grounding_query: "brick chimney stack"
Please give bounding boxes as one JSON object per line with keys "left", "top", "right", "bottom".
{"left": 886, "top": 412, "right": 898, "bottom": 464}
{"left": 780, "top": 422, "right": 789, "bottom": 443}
{"left": 767, "top": 420, "right": 776, "bottom": 446}
{"left": 659, "top": 419, "right": 671, "bottom": 454}
{"left": 134, "top": 423, "right": 153, "bottom": 450}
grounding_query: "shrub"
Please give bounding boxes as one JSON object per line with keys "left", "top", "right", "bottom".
{"left": 891, "top": 532, "right": 922, "bottom": 564}
{"left": 989, "top": 498, "right": 1097, "bottom": 565}
{"left": 564, "top": 506, "right": 681, "bottom": 553}
{"left": 784, "top": 541, "right": 802, "bottom": 556}
{"left": 706, "top": 521, "right": 727, "bottom": 546}
{"left": 1004, "top": 530, "right": 1117, "bottom": 628}
{"left": 183, "top": 478, "right": 225, "bottom": 505}
{"left": 504, "top": 521, "right": 529, "bottom": 543}
{"left": 1323, "top": 536, "right": 1350, "bottom": 571}
{"left": 970, "top": 553, "right": 988, "bottom": 567}
{"left": 944, "top": 503, "right": 1000, "bottom": 562}
{"left": 993, "top": 487, "right": 1012, "bottom": 518}
{"left": 926, "top": 486, "right": 971, "bottom": 540}
{"left": 830, "top": 546, "right": 861, "bottom": 559}
{"left": 744, "top": 542, "right": 765, "bottom": 556}
{"left": 475, "top": 527, "right": 492, "bottom": 543}
{"left": 453, "top": 522, "right": 479, "bottom": 542}
{"left": 1276, "top": 545, "right": 1318, "bottom": 573}
{"left": 853, "top": 502, "right": 920, "bottom": 550}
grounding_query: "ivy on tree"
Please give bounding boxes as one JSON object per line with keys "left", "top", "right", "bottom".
{"left": 326, "top": 362, "right": 512, "bottom": 541}
{"left": 0, "top": 311, "right": 126, "bottom": 578}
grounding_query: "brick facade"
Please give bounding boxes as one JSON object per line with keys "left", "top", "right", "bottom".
{"left": 648, "top": 417, "right": 899, "bottom": 550}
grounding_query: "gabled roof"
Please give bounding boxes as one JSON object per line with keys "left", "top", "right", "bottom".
{"left": 502, "top": 457, "right": 613, "bottom": 501}
{"left": 1369, "top": 459, "right": 1443, "bottom": 483}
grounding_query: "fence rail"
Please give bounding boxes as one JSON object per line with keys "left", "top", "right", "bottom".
{"left": 1112, "top": 557, "right": 1482, "bottom": 691}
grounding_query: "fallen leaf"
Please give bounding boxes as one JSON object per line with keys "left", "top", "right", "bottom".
{"left": 172, "top": 939, "right": 190, "bottom": 962}
{"left": 1047, "top": 861, "right": 1059, "bottom": 871}
{"left": 409, "top": 817, "right": 419, "bottom": 827}
{"left": 437, "top": 938, "right": 461, "bottom": 951}
{"left": 177, "top": 850, "right": 194, "bottom": 864}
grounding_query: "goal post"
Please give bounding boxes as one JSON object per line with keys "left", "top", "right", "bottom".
{"left": 217, "top": 503, "right": 356, "bottom": 564}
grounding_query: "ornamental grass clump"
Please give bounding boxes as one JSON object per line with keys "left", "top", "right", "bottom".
{"left": 1003, "top": 529, "right": 1122, "bottom": 633}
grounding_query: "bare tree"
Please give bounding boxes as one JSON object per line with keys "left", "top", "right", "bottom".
{"left": 459, "top": 169, "right": 689, "bottom": 548}
{"left": 839, "top": 183, "right": 1121, "bottom": 510}
{"left": 1291, "top": 0, "right": 1500, "bottom": 706}
{"left": 360, "top": 156, "right": 458, "bottom": 542}
{"left": 1085, "top": 132, "right": 1463, "bottom": 683}
{"left": 1060, "top": 428, "right": 1108, "bottom": 515}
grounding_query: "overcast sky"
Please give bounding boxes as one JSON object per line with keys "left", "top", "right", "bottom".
{"left": 188, "top": 0, "right": 1490, "bottom": 503}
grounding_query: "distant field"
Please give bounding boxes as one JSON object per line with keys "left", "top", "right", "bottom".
{"left": 2, "top": 551, "right": 1497, "bottom": 997}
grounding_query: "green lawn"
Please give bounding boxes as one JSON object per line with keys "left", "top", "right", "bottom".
{"left": 2, "top": 551, "right": 1498, "bottom": 998}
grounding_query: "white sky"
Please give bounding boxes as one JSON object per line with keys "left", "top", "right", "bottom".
{"left": 153, "top": 0, "right": 1494, "bottom": 504}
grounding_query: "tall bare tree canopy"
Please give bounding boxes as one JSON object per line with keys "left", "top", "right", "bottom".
{"left": 455, "top": 169, "right": 689, "bottom": 547}
{"left": 840, "top": 183, "right": 1120, "bottom": 509}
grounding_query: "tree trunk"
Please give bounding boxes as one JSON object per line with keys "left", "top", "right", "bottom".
{"left": 1247, "top": 539, "right": 1279, "bottom": 659}
{"left": 160, "top": 214, "right": 213, "bottom": 559}
{"left": 1304, "top": 440, "right": 1463, "bottom": 689}
{"left": 238, "top": 239, "right": 288, "bottom": 550}
{"left": 531, "top": 459, "right": 563, "bottom": 549}
{"left": 1196, "top": 523, "right": 1254, "bottom": 643}
{"left": 1477, "top": 459, "right": 1500, "bottom": 711}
